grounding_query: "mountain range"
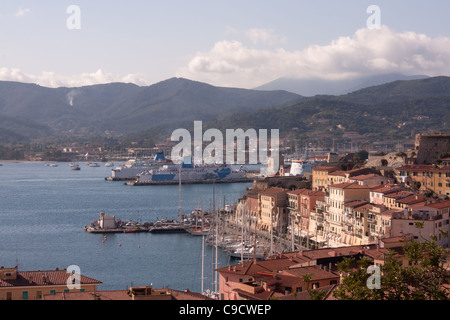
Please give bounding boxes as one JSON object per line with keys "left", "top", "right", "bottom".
{"left": 0, "top": 74, "right": 449, "bottom": 145}
{"left": 0, "top": 78, "right": 300, "bottom": 143}
{"left": 254, "top": 73, "right": 430, "bottom": 96}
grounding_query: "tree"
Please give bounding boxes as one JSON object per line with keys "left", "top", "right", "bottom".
{"left": 334, "top": 238, "right": 449, "bottom": 300}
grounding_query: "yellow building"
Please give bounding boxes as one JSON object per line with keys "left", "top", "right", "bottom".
{"left": 396, "top": 165, "right": 450, "bottom": 198}
{"left": 0, "top": 266, "right": 102, "bottom": 300}
{"left": 312, "top": 167, "right": 338, "bottom": 191}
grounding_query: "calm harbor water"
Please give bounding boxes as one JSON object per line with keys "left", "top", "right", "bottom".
{"left": 0, "top": 161, "right": 249, "bottom": 292}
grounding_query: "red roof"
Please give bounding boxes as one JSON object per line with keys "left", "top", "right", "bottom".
{"left": 425, "top": 200, "right": 450, "bottom": 209}
{"left": 329, "top": 182, "right": 371, "bottom": 189}
{"left": 258, "top": 187, "right": 287, "bottom": 196}
{"left": 0, "top": 268, "right": 102, "bottom": 288}
{"left": 313, "top": 167, "right": 338, "bottom": 172}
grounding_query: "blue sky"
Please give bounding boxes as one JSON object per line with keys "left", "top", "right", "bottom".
{"left": 1, "top": 1, "right": 450, "bottom": 88}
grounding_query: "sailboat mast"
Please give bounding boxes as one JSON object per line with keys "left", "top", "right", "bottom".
{"left": 178, "top": 163, "right": 182, "bottom": 222}
{"left": 214, "top": 181, "right": 218, "bottom": 294}
{"left": 241, "top": 200, "right": 244, "bottom": 263}
{"left": 201, "top": 234, "right": 205, "bottom": 294}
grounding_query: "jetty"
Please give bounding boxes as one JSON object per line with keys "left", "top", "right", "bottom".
{"left": 84, "top": 211, "right": 151, "bottom": 234}
{"left": 125, "top": 177, "right": 253, "bottom": 186}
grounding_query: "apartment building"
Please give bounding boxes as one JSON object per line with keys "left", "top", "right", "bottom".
{"left": 396, "top": 164, "right": 450, "bottom": 198}
{"left": 391, "top": 200, "right": 450, "bottom": 248}
{"left": 258, "top": 187, "right": 288, "bottom": 234}
{"left": 325, "top": 183, "right": 371, "bottom": 245}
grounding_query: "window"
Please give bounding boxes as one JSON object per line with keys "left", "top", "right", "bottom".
{"left": 50, "top": 290, "right": 56, "bottom": 295}
{"left": 312, "top": 283, "right": 320, "bottom": 289}
{"left": 22, "top": 291, "right": 28, "bottom": 300}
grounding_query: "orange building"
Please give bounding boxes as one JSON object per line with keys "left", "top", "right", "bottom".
{"left": 0, "top": 266, "right": 102, "bottom": 300}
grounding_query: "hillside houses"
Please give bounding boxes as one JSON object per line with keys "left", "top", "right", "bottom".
{"left": 236, "top": 166, "right": 450, "bottom": 251}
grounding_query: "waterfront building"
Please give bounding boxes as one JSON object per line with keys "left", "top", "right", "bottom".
{"left": 287, "top": 189, "right": 325, "bottom": 247}
{"left": 257, "top": 187, "right": 288, "bottom": 234}
{"left": 0, "top": 266, "right": 102, "bottom": 300}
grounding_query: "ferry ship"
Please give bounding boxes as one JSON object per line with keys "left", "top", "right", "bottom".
{"left": 106, "top": 153, "right": 172, "bottom": 181}
{"left": 289, "top": 160, "right": 315, "bottom": 176}
{"left": 129, "top": 159, "right": 250, "bottom": 185}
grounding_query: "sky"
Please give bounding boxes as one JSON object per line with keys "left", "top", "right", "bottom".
{"left": 1, "top": 0, "right": 450, "bottom": 89}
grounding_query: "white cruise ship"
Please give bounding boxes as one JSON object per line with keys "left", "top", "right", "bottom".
{"left": 107, "top": 153, "right": 171, "bottom": 180}
{"left": 131, "top": 159, "right": 249, "bottom": 185}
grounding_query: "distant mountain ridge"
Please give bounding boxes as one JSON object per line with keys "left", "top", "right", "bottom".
{"left": 0, "top": 75, "right": 449, "bottom": 144}
{"left": 0, "top": 77, "right": 301, "bottom": 142}
{"left": 210, "top": 75, "right": 450, "bottom": 144}
{"left": 255, "top": 73, "right": 430, "bottom": 96}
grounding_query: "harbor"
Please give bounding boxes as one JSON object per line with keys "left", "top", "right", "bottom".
{"left": 83, "top": 202, "right": 299, "bottom": 262}
{"left": 0, "top": 161, "right": 249, "bottom": 292}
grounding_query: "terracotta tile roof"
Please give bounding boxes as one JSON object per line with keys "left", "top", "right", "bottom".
{"left": 43, "top": 290, "right": 131, "bottom": 300}
{"left": 258, "top": 187, "right": 287, "bottom": 196}
{"left": 329, "top": 171, "right": 347, "bottom": 177}
{"left": 396, "top": 194, "right": 426, "bottom": 205}
{"left": 370, "top": 184, "right": 403, "bottom": 193}
{"left": 426, "top": 200, "right": 450, "bottom": 209}
{"left": 313, "top": 167, "right": 338, "bottom": 172}
{"left": 287, "top": 188, "right": 308, "bottom": 195}
{"left": 344, "top": 200, "right": 369, "bottom": 208}
{"left": 168, "top": 289, "right": 214, "bottom": 300}
{"left": 233, "top": 288, "right": 275, "bottom": 300}
{"left": 354, "top": 204, "right": 371, "bottom": 213}
{"left": 329, "top": 182, "right": 370, "bottom": 189}
{"left": 398, "top": 165, "right": 450, "bottom": 172}
{"left": 283, "top": 266, "right": 339, "bottom": 281}
{"left": 383, "top": 191, "right": 414, "bottom": 199}
{"left": 0, "top": 268, "right": 102, "bottom": 288}
{"left": 287, "top": 189, "right": 325, "bottom": 197}
{"left": 396, "top": 165, "right": 435, "bottom": 171}
{"left": 43, "top": 288, "right": 212, "bottom": 300}
{"left": 216, "top": 254, "right": 311, "bottom": 276}
{"left": 350, "top": 174, "right": 379, "bottom": 180}
{"left": 278, "top": 284, "right": 338, "bottom": 300}
{"left": 380, "top": 209, "right": 404, "bottom": 216}
{"left": 294, "top": 246, "right": 369, "bottom": 261}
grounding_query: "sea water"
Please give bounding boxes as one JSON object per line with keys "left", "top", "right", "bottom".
{"left": 0, "top": 162, "right": 249, "bottom": 292}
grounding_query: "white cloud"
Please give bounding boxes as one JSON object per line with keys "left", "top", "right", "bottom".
{"left": 0, "top": 68, "right": 149, "bottom": 88}
{"left": 177, "top": 26, "right": 450, "bottom": 88}
{"left": 245, "top": 28, "right": 287, "bottom": 45}
{"left": 15, "top": 7, "right": 31, "bottom": 17}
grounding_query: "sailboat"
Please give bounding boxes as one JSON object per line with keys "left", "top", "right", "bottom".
{"left": 186, "top": 183, "right": 210, "bottom": 236}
